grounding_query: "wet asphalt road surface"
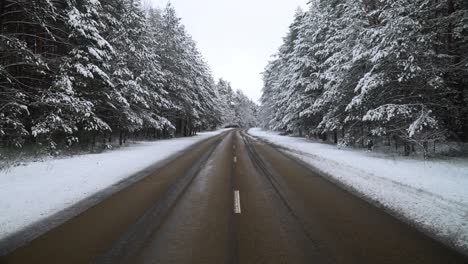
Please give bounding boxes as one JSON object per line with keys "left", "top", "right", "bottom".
{"left": 1, "top": 129, "right": 467, "bottom": 264}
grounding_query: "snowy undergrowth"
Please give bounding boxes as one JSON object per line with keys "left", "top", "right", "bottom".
{"left": 248, "top": 128, "right": 468, "bottom": 253}
{"left": 0, "top": 137, "right": 175, "bottom": 171}
{"left": 0, "top": 129, "right": 229, "bottom": 241}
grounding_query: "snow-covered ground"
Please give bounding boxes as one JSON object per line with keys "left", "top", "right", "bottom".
{"left": 0, "top": 129, "right": 229, "bottom": 242}
{"left": 248, "top": 128, "right": 468, "bottom": 252}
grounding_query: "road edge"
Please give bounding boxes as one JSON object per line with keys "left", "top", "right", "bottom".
{"left": 246, "top": 128, "right": 468, "bottom": 258}
{"left": 0, "top": 130, "right": 230, "bottom": 257}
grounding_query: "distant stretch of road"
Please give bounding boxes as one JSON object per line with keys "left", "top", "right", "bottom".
{"left": 1, "top": 129, "right": 467, "bottom": 264}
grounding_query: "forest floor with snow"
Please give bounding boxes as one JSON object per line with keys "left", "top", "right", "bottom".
{"left": 248, "top": 128, "right": 468, "bottom": 253}
{"left": 0, "top": 129, "right": 229, "bottom": 244}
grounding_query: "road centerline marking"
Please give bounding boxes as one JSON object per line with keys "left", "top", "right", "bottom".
{"left": 234, "top": 190, "right": 241, "bottom": 214}
{"left": 233, "top": 156, "right": 237, "bottom": 163}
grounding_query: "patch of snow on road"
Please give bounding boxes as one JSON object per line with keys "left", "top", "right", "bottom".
{"left": 248, "top": 128, "right": 468, "bottom": 252}
{"left": 0, "top": 129, "right": 229, "bottom": 240}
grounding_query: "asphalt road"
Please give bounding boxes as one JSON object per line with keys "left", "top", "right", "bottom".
{"left": 1, "top": 129, "right": 467, "bottom": 264}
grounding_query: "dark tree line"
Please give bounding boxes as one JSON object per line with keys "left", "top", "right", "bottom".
{"left": 0, "top": 0, "right": 256, "bottom": 153}
{"left": 260, "top": 0, "right": 468, "bottom": 155}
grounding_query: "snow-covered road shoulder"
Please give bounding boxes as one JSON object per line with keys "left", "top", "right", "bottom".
{"left": 0, "top": 129, "right": 229, "bottom": 245}
{"left": 248, "top": 128, "right": 468, "bottom": 253}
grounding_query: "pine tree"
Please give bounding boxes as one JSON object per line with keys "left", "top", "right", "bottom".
{"left": 217, "top": 79, "right": 257, "bottom": 128}
{"left": 1, "top": 1, "right": 230, "bottom": 153}
{"left": 260, "top": 0, "right": 468, "bottom": 154}
{"left": 0, "top": 0, "right": 60, "bottom": 147}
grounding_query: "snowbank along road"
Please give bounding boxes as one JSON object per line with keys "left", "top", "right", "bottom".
{"left": 1, "top": 129, "right": 467, "bottom": 264}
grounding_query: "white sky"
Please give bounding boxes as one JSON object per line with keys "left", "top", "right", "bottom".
{"left": 148, "top": 0, "right": 308, "bottom": 102}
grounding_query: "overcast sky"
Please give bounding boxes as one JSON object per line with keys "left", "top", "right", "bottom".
{"left": 148, "top": 0, "right": 308, "bottom": 102}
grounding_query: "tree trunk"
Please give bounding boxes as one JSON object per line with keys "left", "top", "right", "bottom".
{"left": 92, "top": 134, "right": 96, "bottom": 149}
{"left": 0, "top": 0, "right": 6, "bottom": 34}
{"left": 404, "top": 143, "right": 411, "bottom": 156}
{"left": 423, "top": 141, "right": 428, "bottom": 153}
{"left": 321, "top": 133, "right": 327, "bottom": 142}
{"left": 180, "top": 119, "right": 185, "bottom": 137}
{"left": 446, "top": 0, "right": 468, "bottom": 141}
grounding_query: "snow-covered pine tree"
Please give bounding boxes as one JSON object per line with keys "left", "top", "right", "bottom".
{"left": 149, "top": 4, "right": 223, "bottom": 136}
{"left": 259, "top": 58, "right": 282, "bottom": 130}
{"left": 432, "top": 0, "right": 468, "bottom": 141}
{"left": 234, "top": 90, "right": 258, "bottom": 128}
{"left": 312, "top": 0, "right": 378, "bottom": 146}
{"left": 181, "top": 34, "right": 221, "bottom": 132}
{"left": 0, "top": 0, "right": 231, "bottom": 155}
{"left": 99, "top": 0, "right": 174, "bottom": 143}
{"left": 216, "top": 79, "right": 237, "bottom": 127}
{"left": 260, "top": 0, "right": 468, "bottom": 154}
{"left": 217, "top": 79, "right": 257, "bottom": 128}
{"left": 350, "top": 0, "right": 452, "bottom": 153}
{"left": 32, "top": 0, "right": 114, "bottom": 148}
{"left": 275, "top": 8, "right": 308, "bottom": 135}
{"left": 0, "top": 0, "right": 60, "bottom": 147}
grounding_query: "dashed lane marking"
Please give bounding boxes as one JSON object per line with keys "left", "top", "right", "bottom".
{"left": 234, "top": 190, "right": 241, "bottom": 214}
{"left": 233, "top": 156, "right": 237, "bottom": 163}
